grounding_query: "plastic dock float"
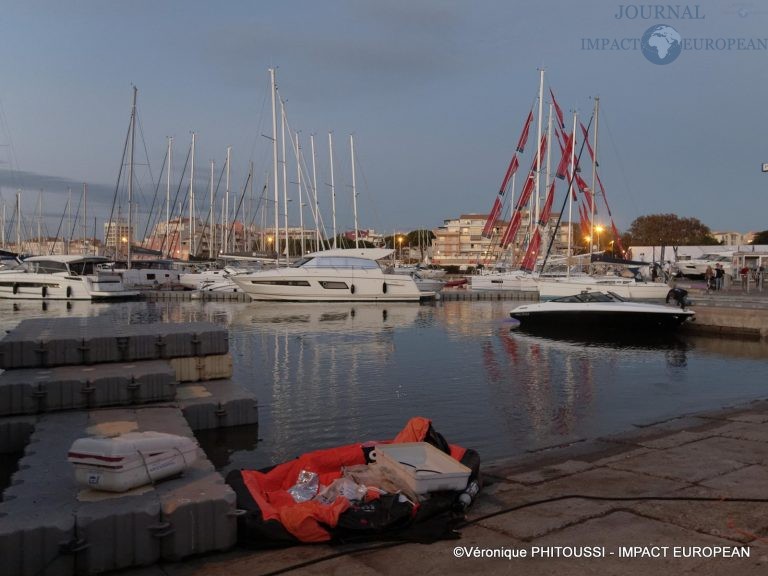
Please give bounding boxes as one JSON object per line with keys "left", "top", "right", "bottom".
{"left": 0, "top": 318, "right": 228, "bottom": 369}
{"left": 176, "top": 379, "right": 258, "bottom": 431}
{"left": 0, "top": 360, "right": 177, "bottom": 416}
{"left": 0, "top": 406, "right": 237, "bottom": 576}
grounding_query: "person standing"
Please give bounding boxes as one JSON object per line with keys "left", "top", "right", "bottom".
{"left": 715, "top": 263, "right": 724, "bottom": 291}
{"left": 704, "top": 265, "right": 714, "bottom": 293}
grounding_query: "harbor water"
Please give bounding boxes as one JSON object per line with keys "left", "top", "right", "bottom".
{"left": 1, "top": 298, "right": 767, "bottom": 482}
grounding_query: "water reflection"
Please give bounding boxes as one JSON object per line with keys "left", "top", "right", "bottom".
{"left": 0, "top": 299, "right": 766, "bottom": 472}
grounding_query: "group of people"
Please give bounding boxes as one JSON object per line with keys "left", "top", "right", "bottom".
{"left": 703, "top": 263, "right": 726, "bottom": 292}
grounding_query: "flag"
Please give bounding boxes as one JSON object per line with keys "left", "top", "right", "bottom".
{"left": 555, "top": 132, "right": 574, "bottom": 180}
{"left": 611, "top": 222, "right": 625, "bottom": 254}
{"left": 550, "top": 88, "right": 565, "bottom": 130}
{"left": 499, "top": 154, "right": 519, "bottom": 195}
{"left": 574, "top": 173, "right": 594, "bottom": 211}
{"left": 518, "top": 174, "right": 536, "bottom": 207}
{"left": 539, "top": 180, "right": 556, "bottom": 225}
{"left": 580, "top": 122, "right": 598, "bottom": 166}
{"left": 520, "top": 229, "right": 542, "bottom": 272}
{"left": 516, "top": 110, "right": 534, "bottom": 153}
{"left": 500, "top": 211, "right": 523, "bottom": 248}
{"left": 579, "top": 203, "right": 591, "bottom": 241}
{"left": 481, "top": 197, "right": 503, "bottom": 238}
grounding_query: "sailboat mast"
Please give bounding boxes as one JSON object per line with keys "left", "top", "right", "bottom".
{"left": 328, "top": 132, "right": 337, "bottom": 249}
{"left": 567, "top": 110, "right": 577, "bottom": 276}
{"left": 166, "top": 137, "right": 172, "bottom": 259}
{"left": 127, "top": 86, "right": 137, "bottom": 268}
{"left": 37, "top": 190, "right": 42, "bottom": 254}
{"left": 82, "top": 184, "right": 87, "bottom": 255}
{"left": 534, "top": 68, "right": 544, "bottom": 231}
{"left": 225, "top": 146, "right": 231, "bottom": 253}
{"left": 590, "top": 96, "right": 600, "bottom": 238}
{"left": 350, "top": 134, "right": 359, "bottom": 248}
{"left": 210, "top": 159, "right": 215, "bottom": 257}
{"left": 280, "top": 99, "right": 289, "bottom": 264}
{"left": 189, "top": 132, "right": 196, "bottom": 259}
{"left": 67, "top": 188, "right": 71, "bottom": 254}
{"left": 310, "top": 134, "right": 320, "bottom": 250}
{"left": 296, "top": 133, "right": 305, "bottom": 255}
{"left": 269, "top": 68, "right": 279, "bottom": 260}
{"left": 15, "top": 190, "right": 20, "bottom": 251}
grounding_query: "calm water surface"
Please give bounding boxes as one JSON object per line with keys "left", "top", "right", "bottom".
{"left": 1, "top": 299, "right": 767, "bottom": 476}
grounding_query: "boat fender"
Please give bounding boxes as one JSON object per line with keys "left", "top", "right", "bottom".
{"left": 12, "top": 283, "right": 18, "bottom": 295}
{"left": 382, "top": 282, "right": 387, "bottom": 294}
{"left": 66, "top": 286, "right": 73, "bottom": 299}
{"left": 41, "top": 286, "right": 48, "bottom": 298}
{"left": 350, "top": 284, "right": 356, "bottom": 294}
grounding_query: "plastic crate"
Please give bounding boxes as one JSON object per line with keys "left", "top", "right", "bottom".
{"left": 372, "top": 442, "right": 470, "bottom": 494}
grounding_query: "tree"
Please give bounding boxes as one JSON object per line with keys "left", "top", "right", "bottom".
{"left": 751, "top": 230, "right": 768, "bottom": 244}
{"left": 623, "top": 214, "right": 719, "bottom": 246}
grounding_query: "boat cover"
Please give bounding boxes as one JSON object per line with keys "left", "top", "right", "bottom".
{"left": 226, "top": 417, "right": 480, "bottom": 547}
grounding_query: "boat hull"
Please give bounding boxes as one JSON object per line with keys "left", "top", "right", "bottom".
{"left": 233, "top": 270, "right": 430, "bottom": 302}
{"left": 510, "top": 308, "right": 693, "bottom": 332}
{"left": 0, "top": 273, "right": 139, "bottom": 300}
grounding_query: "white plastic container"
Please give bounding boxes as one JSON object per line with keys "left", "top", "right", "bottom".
{"left": 67, "top": 431, "right": 199, "bottom": 492}
{"left": 372, "top": 442, "right": 471, "bottom": 494}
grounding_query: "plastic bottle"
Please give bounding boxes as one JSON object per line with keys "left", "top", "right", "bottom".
{"left": 458, "top": 480, "right": 480, "bottom": 509}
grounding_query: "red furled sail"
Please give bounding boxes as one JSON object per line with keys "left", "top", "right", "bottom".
{"left": 499, "top": 210, "right": 523, "bottom": 248}
{"left": 555, "top": 132, "right": 574, "bottom": 180}
{"left": 481, "top": 197, "right": 504, "bottom": 238}
{"left": 519, "top": 228, "right": 542, "bottom": 272}
{"left": 539, "top": 180, "right": 556, "bottom": 225}
{"left": 550, "top": 88, "right": 566, "bottom": 130}
{"left": 516, "top": 110, "right": 534, "bottom": 153}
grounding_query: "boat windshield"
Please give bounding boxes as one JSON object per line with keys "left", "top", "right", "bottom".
{"left": 292, "top": 256, "right": 380, "bottom": 270}
{"left": 552, "top": 291, "right": 626, "bottom": 303}
{"left": 68, "top": 260, "right": 101, "bottom": 275}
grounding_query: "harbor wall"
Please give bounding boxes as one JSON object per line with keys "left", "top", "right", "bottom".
{"left": 683, "top": 305, "right": 768, "bottom": 339}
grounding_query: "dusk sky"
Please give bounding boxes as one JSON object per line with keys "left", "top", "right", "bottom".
{"left": 1, "top": 0, "right": 767, "bottom": 243}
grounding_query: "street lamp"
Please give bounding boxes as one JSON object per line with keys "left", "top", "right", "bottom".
{"left": 397, "top": 236, "right": 404, "bottom": 261}
{"left": 594, "top": 225, "right": 605, "bottom": 252}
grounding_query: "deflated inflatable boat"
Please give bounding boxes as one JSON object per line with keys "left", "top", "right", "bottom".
{"left": 226, "top": 417, "right": 481, "bottom": 547}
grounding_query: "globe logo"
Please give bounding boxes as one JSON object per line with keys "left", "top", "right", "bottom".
{"left": 641, "top": 25, "right": 682, "bottom": 65}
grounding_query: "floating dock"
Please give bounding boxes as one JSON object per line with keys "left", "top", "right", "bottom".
{"left": 0, "top": 318, "right": 258, "bottom": 576}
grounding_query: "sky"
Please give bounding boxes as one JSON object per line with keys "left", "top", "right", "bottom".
{"left": 0, "top": 0, "right": 767, "bottom": 244}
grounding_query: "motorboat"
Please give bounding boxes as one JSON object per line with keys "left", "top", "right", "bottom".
{"left": 180, "top": 260, "right": 265, "bottom": 292}
{"left": 231, "top": 248, "right": 433, "bottom": 302}
{"left": 0, "top": 255, "right": 140, "bottom": 300}
{"left": 470, "top": 269, "right": 539, "bottom": 292}
{"left": 537, "top": 276, "right": 670, "bottom": 301}
{"left": 510, "top": 290, "right": 694, "bottom": 332}
{"left": 110, "top": 259, "right": 186, "bottom": 290}
{"left": 389, "top": 267, "right": 445, "bottom": 293}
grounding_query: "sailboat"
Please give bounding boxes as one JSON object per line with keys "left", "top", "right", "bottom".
{"left": 535, "top": 97, "right": 670, "bottom": 300}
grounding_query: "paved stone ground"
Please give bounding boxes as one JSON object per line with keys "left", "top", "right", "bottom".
{"left": 123, "top": 399, "right": 768, "bottom": 576}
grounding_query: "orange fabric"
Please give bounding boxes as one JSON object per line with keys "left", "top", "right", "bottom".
{"left": 392, "top": 416, "right": 431, "bottom": 443}
{"left": 239, "top": 417, "right": 468, "bottom": 543}
{"left": 279, "top": 497, "right": 351, "bottom": 542}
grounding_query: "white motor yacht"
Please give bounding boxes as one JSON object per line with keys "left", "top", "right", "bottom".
{"left": 231, "top": 248, "right": 432, "bottom": 302}
{"left": 0, "top": 255, "right": 139, "bottom": 300}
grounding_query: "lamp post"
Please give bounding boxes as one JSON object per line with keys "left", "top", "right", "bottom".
{"left": 397, "top": 236, "right": 404, "bottom": 262}
{"left": 595, "top": 224, "right": 605, "bottom": 252}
